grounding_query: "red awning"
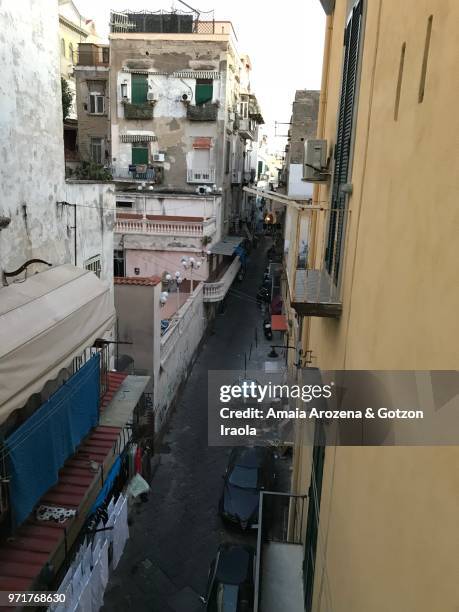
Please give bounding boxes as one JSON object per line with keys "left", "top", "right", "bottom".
{"left": 271, "top": 314, "right": 288, "bottom": 332}
{"left": 193, "top": 137, "right": 212, "bottom": 149}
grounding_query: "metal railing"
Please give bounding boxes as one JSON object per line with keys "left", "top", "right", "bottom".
{"left": 109, "top": 166, "right": 156, "bottom": 181}
{"left": 186, "top": 102, "right": 219, "bottom": 122}
{"left": 203, "top": 257, "right": 241, "bottom": 302}
{"left": 254, "top": 491, "right": 308, "bottom": 612}
{"left": 284, "top": 206, "right": 351, "bottom": 317}
{"left": 187, "top": 168, "right": 215, "bottom": 183}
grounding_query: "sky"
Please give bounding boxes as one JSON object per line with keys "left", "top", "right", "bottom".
{"left": 76, "top": 0, "right": 326, "bottom": 153}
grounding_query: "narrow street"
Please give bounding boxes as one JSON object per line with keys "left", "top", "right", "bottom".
{"left": 103, "top": 237, "right": 287, "bottom": 612}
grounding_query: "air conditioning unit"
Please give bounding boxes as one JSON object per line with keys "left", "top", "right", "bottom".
{"left": 147, "top": 91, "right": 156, "bottom": 102}
{"left": 153, "top": 153, "right": 165, "bottom": 162}
{"left": 303, "top": 139, "right": 329, "bottom": 182}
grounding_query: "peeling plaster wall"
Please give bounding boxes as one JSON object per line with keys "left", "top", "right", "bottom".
{"left": 74, "top": 67, "right": 110, "bottom": 162}
{"left": 0, "top": 0, "right": 69, "bottom": 273}
{"left": 0, "top": 2, "right": 115, "bottom": 294}
{"left": 109, "top": 38, "right": 230, "bottom": 192}
{"left": 65, "top": 181, "right": 115, "bottom": 286}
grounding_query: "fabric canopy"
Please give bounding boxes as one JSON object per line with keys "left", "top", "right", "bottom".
{"left": 209, "top": 236, "right": 244, "bottom": 256}
{"left": 0, "top": 264, "right": 116, "bottom": 425}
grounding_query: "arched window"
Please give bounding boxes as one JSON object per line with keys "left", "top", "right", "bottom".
{"left": 61, "top": 38, "right": 66, "bottom": 57}
{"left": 69, "top": 42, "right": 74, "bottom": 63}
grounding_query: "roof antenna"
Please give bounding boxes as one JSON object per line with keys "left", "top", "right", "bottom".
{"left": 177, "top": 0, "right": 201, "bottom": 19}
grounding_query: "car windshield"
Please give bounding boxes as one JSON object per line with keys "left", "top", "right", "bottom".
{"left": 228, "top": 466, "right": 259, "bottom": 489}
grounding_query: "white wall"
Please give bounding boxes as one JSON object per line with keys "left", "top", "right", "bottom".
{"left": 0, "top": 1, "right": 115, "bottom": 292}
{"left": 155, "top": 284, "right": 206, "bottom": 430}
{"left": 287, "top": 163, "right": 314, "bottom": 199}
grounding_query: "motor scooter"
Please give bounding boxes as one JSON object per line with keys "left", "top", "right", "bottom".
{"left": 263, "top": 318, "right": 273, "bottom": 340}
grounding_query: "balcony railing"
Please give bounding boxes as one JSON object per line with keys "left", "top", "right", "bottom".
{"left": 239, "top": 117, "right": 256, "bottom": 140}
{"left": 124, "top": 102, "right": 154, "bottom": 120}
{"left": 109, "top": 165, "right": 159, "bottom": 182}
{"left": 186, "top": 102, "right": 218, "bottom": 121}
{"left": 254, "top": 491, "right": 308, "bottom": 612}
{"left": 187, "top": 168, "right": 215, "bottom": 183}
{"left": 203, "top": 256, "right": 241, "bottom": 302}
{"left": 114, "top": 216, "right": 216, "bottom": 237}
{"left": 286, "top": 207, "right": 349, "bottom": 318}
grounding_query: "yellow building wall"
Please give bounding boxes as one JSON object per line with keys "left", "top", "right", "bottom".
{"left": 294, "top": 0, "right": 459, "bottom": 610}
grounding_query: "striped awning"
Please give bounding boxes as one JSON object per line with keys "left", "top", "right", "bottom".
{"left": 121, "top": 67, "right": 220, "bottom": 80}
{"left": 120, "top": 133, "right": 157, "bottom": 143}
{"left": 173, "top": 71, "right": 220, "bottom": 79}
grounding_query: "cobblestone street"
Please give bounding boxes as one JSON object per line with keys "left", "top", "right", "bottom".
{"left": 103, "top": 238, "right": 289, "bottom": 612}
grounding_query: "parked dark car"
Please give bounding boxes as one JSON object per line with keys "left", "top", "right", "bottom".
{"left": 219, "top": 447, "right": 275, "bottom": 530}
{"left": 203, "top": 543, "right": 255, "bottom": 611}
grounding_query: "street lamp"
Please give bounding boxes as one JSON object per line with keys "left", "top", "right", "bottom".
{"left": 181, "top": 256, "right": 202, "bottom": 292}
{"left": 159, "top": 291, "right": 168, "bottom": 307}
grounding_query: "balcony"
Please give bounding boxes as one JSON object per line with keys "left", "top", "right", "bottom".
{"left": 110, "top": 165, "right": 162, "bottom": 182}
{"left": 254, "top": 491, "right": 308, "bottom": 612}
{"left": 186, "top": 102, "right": 218, "bottom": 121}
{"left": 291, "top": 269, "right": 342, "bottom": 317}
{"left": 115, "top": 215, "right": 216, "bottom": 238}
{"left": 286, "top": 207, "right": 347, "bottom": 318}
{"left": 187, "top": 168, "right": 215, "bottom": 183}
{"left": 239, "top": 117, "right": 256, "bottom": 140}
{"left": 123, "top": 102, "right": 154, "bottom": 120}
{"left": 203, "top": 256, "right": 241, "bottom": 302}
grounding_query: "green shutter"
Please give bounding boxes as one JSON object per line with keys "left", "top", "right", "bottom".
{"left": 195, "top": 80, "right": 213, "bottom": 105}
{"left": 131, "top": 74, "right": 148, "bottom": 104}
{"left": 132, "top": 146, "right": 149, "bottom": 164}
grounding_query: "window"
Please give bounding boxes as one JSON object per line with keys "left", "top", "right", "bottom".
{"left": 90, "top": 138, "right": 103, "bottom": 164}
{"left": 114, "top": 250, "right": 125, "bottom": 277}
{"left": 85, "top": 255, "right": 102, "bottom": 278}
{"left": 239, "top": 100, "right": 248, "bottom": 119}
{"left": 68, "top": 42, "right": 74, "bottom": 63}
{"left": 195, "top": 79, "right": 213, "bottom": 105}
{"left": 89, "top": 93, "right": 105, "bottom": 114}
{"left": 131, "top": 73, "right": 148, "bottom": 104}
{"left": 303, "top": 437, "right": 325, "bottom": 612}
{"left": 116, "top": 201, "right": 133, "bottom": 209}
{"left": 61, "top": 38, "right": 66, "bottom": 57}
{"left": 132, "top": 142, "right": 149, "bottom": 165}
{"left": 325, "top": 0, "right": 363, "bottom": 285}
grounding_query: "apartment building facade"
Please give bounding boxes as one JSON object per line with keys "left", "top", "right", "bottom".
{"left": 0, "top": 2, "right": 153, "bottom": 601}
{"left": 277, "top": 1, "right": 459, "bottom": 610}
{"left": 59, "top": 0, "right": 101, "bottom": 166}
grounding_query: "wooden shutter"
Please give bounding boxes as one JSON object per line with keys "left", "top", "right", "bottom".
{"left": 131, "top": 74, "right": 148, "bottom": 104}
{"left": 325, "top": 0, "right": 363, "bottom": 284}
{"left": 132, "top": 146, "right": 148, "bottom": 165}
{"left": 195, "top": 79, "right": 213, "bottom": 105}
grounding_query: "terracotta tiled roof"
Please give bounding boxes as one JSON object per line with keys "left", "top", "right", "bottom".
{"left": 101, "top": 371, "right": 128, "bottom": 409}
{"left": 0, "top": 426, "right": 121, "bottom": 594}
{"left": 114, "top": 276, "right": 161, "bottom": 286}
